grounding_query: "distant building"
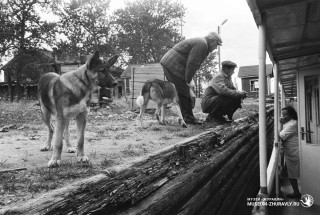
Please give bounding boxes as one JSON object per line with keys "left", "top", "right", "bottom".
{"left": 238, "top": 64, "right": 273, "bottom": 98}
{"left": 0, "top": 49, "right": 55, "bottom": 99}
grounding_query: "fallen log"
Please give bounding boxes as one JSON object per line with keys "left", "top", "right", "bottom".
{"left": 120, "top": 125, "right": 262, "bottom": 215}
{"left": 0, "top": 110, "right": 274, "bottom": 215}
{"left": 175, "top": 134, "right": 259, "bottom": 215}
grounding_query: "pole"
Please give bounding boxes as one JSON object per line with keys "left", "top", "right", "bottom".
{"left": 218, "top": 25, "right": 221, "bottom": 70}
{"left": 258, "top": 24, "right": 268, "bottom": 195}
{"left": 180, "top": 0, "right": 183, "bottom": 37}
{"left": 274, "top": 63, "right": 280, "bottom": 197}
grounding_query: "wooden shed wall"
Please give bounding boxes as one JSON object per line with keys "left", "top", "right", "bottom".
{"left": 130, "top": 64, "right": 165, "bottom": 108}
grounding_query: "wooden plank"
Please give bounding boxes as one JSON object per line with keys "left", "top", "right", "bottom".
{"left": 0, "top": 168, "right": 27, "bottom": 173}
{"left": 60, "top": 65, "right": 79, "bottom": 74}
{"left": 131, "top": 75, "right": 165, "bottom": 82}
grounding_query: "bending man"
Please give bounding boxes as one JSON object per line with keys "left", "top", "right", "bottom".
{"left": 160, "top": 32, "right": 222, "bottom": 125}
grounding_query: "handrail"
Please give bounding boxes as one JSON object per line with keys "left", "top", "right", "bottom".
{"left": 252, "top": 141, "right": 282, "bottom": 215}
{"left": 267, "top": 141, "right": 281, "bottom": 195}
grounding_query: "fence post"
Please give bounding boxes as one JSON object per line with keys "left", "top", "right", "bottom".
{"left": 131, "top": 67, "right": 135, "bottom": 108}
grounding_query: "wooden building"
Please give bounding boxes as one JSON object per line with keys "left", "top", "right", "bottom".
{"left": 124, "top": 63, "right": 166, "bottom": 108}
{"left": 238, "top": 64, "right": 273, "bottom": 98}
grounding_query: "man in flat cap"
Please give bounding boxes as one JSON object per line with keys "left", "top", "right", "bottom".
{"left": 160, "top": 32, "right": 222, "bottom": 125}
{"left": 201, "top": 60, "right": 247, "bottom": 123}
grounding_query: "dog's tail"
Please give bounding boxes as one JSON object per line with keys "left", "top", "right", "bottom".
{"left": 136, "top": 95, "right": 144, "bottom": 107}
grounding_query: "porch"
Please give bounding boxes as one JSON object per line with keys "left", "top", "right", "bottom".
{"left": 247, "top": 0, "right": 320, "bottom": 214}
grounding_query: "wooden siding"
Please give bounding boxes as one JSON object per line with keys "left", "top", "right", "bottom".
{"left": 60, "top": 64, "right": 79, "bottom": 74}
{"left": 241, "top": 77, "right": 269, "bottom": 98}
{"left": 130, "top": 64, "right": 165, "bottom": 108}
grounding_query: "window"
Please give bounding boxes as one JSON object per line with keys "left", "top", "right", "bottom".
{"left": 250, "top": 79, "right": 259, "bottom": 92}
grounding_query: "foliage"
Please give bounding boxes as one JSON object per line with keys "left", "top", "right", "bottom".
{"left": 3, "top": 49, "right": 55, "bottom": 82}
{"left": 112, "top": 0, "right": 185, "bottom": 64}
{"left": 54, "top": 0, "right": 115, "bottom": 61}
{"left": 0, "top": 0, "right": 57, "bottom": 100}
{"left": 0, "top": 0, "right": 218, "bottom": 98}
{"left": 193, "top": 52, "right": 218, "bottom": 95}
{"left": 0, "top": 0, "right": 56, "bottom": 56}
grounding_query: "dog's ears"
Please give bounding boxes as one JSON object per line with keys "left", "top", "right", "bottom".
{"left": 87, "top": 51, "right": 100, "bottom": 70}
{"left": 108, "top": 55, "right": 118, "bottom": 67}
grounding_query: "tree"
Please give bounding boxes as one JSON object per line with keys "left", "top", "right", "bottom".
{"left": 0, "top": 0, "right": 56, "bottom": 101}
{"left": 54, "top": 0, "right": 115, "bottom": 61}
{"left": 193, "top": 52, "right": 218, "bottom": 97}
{"left": 112, "top": 0, "right": 185, "bottom": 64}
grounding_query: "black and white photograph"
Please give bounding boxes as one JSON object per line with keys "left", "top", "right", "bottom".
{"left": 0, "top": 0, "right": 320, "bottom": 214}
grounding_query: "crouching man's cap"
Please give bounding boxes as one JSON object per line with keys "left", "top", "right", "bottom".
{"left": 205, "top": 32, "right": 222, "bottom": 45}
{"left": 222, "top": 60, "right": 237, "bottom": 68}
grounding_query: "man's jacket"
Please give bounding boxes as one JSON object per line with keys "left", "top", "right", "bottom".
{"left": 160, "top": 37, "right": 209, "bottom": 84}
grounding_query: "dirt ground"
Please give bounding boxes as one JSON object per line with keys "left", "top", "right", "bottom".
{"left": 0, "top": 97, "right": 259, "bottom": 208}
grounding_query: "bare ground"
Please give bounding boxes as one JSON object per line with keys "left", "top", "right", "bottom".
{"left": 0, "top": 97, "right": 259, "bottom": 208}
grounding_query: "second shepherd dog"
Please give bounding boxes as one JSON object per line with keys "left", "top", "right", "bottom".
{"left": 136, "top": 79, "right": 187, "bottom": 128}
{"left": 38, "top": 51, "right": 118, "bottom": 167}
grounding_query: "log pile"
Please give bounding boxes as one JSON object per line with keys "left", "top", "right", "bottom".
{"left": 0, "top": 108, "right": 274, "bottom": 215}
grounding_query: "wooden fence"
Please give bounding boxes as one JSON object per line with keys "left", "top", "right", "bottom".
{"left": 0, "top": 108, "right": 274, "bottom": 215}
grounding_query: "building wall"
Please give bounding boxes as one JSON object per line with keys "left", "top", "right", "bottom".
{"left": 241, "top": 77, "right": 270, "bottom": 98}
{"left": 130, "top": 64, "right": 165, "bottom": 108}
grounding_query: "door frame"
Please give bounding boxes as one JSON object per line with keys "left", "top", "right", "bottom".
{"left": 297, "top": 67, "right": 320, "bottom": 204}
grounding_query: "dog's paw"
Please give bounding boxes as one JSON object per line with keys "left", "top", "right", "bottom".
{"left": 47, "top": 159, "right": 61, "bottom": 168}
{"left": 77, "top": 156, "right": 89, "bottom": 163}
{"left": 40, "top": 145, "right": 53, "bottom": 151}
{"left": 67, "top": 147, "right": 76, "bottom": 153}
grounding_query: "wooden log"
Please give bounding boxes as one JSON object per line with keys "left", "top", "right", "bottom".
{"left": 0, "top": 127, "right": 219, "bottom": 214}
{"left": 218, "top": 161, "right": 260, "bottom": 215}
{"left": 212, "top": 124, "right": 274, "bottom": 215}
{"left": 199, "top": 153, "right": 259, "bottom": 215}
{"left": 177, "top": 119, "right": 274, "bottom": 215}
{"left": 214, "top": 143, "right": 260, "bottom": 215}
{"left": 175, "top": 134, "right": 259, "bottom": 215}
{"left": 120, "top": 125, "right": 260, "bottom": 215}
{"left": 0, "top": 111, "right": 272, "bottom": 215}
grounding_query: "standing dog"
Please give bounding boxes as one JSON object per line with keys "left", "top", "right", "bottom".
{"left": 38, "top": 51, "right": 118, "bottom": 167}
{"left": 136, "top": 79, "right": 187, "bottom": 128}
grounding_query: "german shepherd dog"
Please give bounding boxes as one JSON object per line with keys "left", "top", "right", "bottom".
{"left": 136, "top": 79, "right": 187, "bottom": 128}
{"left": 38, "top": 51, "right": 118, "bottom": 167}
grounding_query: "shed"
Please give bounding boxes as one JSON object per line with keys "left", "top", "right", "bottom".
{"left": 0, "top": 49, "right": 56, "bottom": 100}
{"left": 238, "top": 64, "right": 273, "bottom": 97}
{"left": 1, "top": 48, "right": 56, "bottom": 82}
{"left": 126, "top": 63, "right": 166, "bottom": 109}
